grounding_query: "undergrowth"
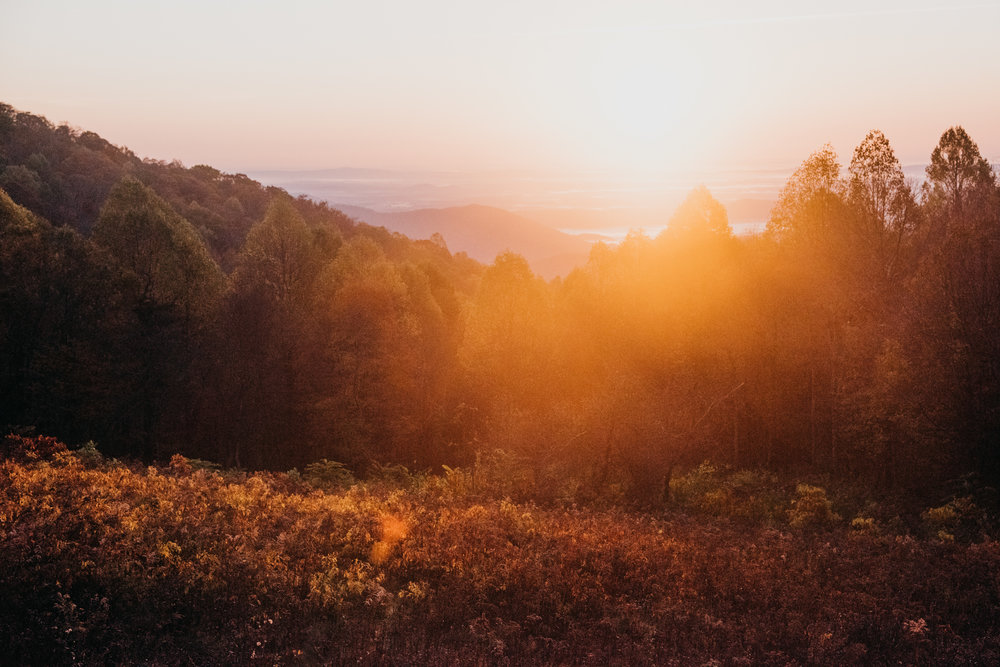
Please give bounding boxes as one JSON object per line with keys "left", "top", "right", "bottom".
{"left": 2, "top": 436, "right": 998, "bottom": 665}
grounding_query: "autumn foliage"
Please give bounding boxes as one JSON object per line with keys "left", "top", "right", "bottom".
{"left": 3, "top": 106, "right": 1000, "bottom": 662}
{"left": 2, "top": 442, "right": 999, "bottom": 664}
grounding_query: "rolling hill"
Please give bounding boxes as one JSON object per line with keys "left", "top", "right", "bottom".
{"left": 336, "top": 203, "right": 596, "bottom": 278}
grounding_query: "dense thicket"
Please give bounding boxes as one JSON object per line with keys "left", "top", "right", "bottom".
{"left": 3, "top": 448, "right": 999, "bottom": 664}
{"left": 2, "top": 104, "right": 998, "bottom": 505}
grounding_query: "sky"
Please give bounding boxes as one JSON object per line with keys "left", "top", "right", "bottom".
{"left": 3, "top": 0, "right": 999, "bottom": 187}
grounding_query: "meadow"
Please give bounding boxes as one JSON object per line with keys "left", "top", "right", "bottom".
{"left": 2, "top": 435, "right": 998, "bottom": 665}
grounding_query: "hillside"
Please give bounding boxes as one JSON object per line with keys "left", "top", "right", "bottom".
{"left": 3, "top": 101, "right": 1000, "bottom": 512}
{"left": 0, "top": 103, "right": 448, "bottom": 272}
{"left": 0, "top": 103, "right": 485, "bottom": 465}
{"left": 336, "top": 203, "right": 594, "bottom": 278}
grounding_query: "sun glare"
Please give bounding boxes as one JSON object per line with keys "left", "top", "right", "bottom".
{"left": 587, "top": 40, "right": 705, "bottom": 172}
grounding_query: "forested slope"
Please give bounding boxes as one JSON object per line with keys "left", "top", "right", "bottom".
{"left": 2, "top": 103, "right": 999, "bottom": 505}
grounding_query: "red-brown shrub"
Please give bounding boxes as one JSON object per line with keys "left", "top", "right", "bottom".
{"left": 1, "top": 454, "right": 998, "bottom": 664}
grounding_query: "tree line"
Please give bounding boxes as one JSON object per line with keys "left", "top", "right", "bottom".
{"left": 1, "top": 103, "right": 997, "bottom": 503}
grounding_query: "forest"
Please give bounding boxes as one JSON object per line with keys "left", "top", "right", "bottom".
{"left": 2, "top": 102, "right": 998, "bottom": 499}
{"left": 2, "top": 103, "right": 1000, "bottom": 663}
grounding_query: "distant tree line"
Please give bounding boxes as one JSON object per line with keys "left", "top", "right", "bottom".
{"left": 1, "top": 103, "right": 998, "bottom": 503}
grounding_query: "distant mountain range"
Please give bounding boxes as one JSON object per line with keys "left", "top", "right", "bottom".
{"left": 252, "top": 163, "right": 959, "bottom": 278}
{"left": 336, "top": 198, "right": 776, "bottom": 278}
{"left": 336, "top": 204, "right": 595, "bottom": 278}
{"left": 248, "top": 167, "right": 782, "bottom": 277}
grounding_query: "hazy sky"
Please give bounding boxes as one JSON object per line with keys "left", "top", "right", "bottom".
{"left": 3, "top": 0, "right": 999, "bottom": 178}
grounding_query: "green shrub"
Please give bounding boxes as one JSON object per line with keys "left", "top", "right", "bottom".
{"left": 187, "top": 457, "right": 221, "bottom": 472}
{"left": 921, "top": 496, "right": 982, "bottom": 541}
{"left": 74, "top": 440, "right": 104, "bottom": 467}
{"left": 669, "top": 466, "right": 786, "bottom": 524}
{"left": 304, "top": 459, "right": 355, "bottom": 491}
{"left": 787, "top": 484, "right": 841, "bottom": 529}
{"left": 670, "top": 462, "right": 719, "bottom": 507}
{"left": 370, "top": 462, "right": 421, "bottom": 489}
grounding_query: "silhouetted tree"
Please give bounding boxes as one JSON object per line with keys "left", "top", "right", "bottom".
{"left": 925, "top": 126, "right": 994, "bottom": 232}
{"left": 847, "top": 129, "right": 918, "bottom": 289}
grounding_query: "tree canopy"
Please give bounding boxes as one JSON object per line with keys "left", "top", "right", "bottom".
{"left": 1, "top": 104, "right": 999, "bottom": 504}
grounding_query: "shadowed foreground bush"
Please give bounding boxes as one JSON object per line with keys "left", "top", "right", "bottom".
{"left": 2, "top": 451, "right": 999, "bottom": 665}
